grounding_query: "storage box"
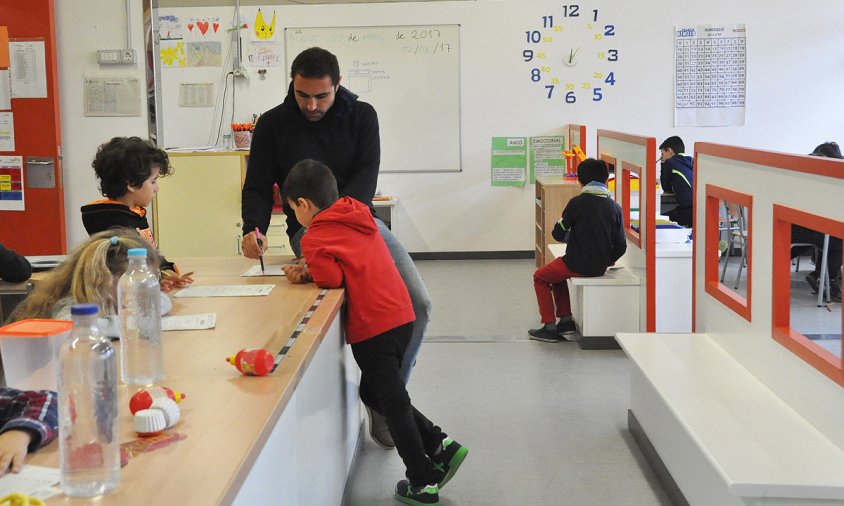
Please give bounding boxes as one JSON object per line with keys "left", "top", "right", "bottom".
{"left": 0, "top": 319, "right": 73, "bottom": 391}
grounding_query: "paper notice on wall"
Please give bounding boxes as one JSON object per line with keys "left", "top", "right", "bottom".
{"left": 0, "top": 155, "right": 24, "bottom": 211}
{"left": 83, "top": 76, "right": 142, "bottom": 116}
{"left": 179, "top": 83, "right": 214, "bottom": 107}
{"left": 0, "top": 112, "right": 13, "bottom": 151}
{"left": 530, "top": 136, "right": 566, "bottom": 182}
{"left": 491, "top": 137, "right": 527, "bottom": 187}
{"left": 9, "top": 40, "right": 47, "bottom": 98}
{"left": 0, "top": 70, "right": 11, "bottom": 110}
{"left": 674, "top": 24, "right": 746, "bottom": 126}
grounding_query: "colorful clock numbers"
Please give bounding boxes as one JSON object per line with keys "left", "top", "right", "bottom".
{"left": 523, "top": 5, "right": 619, "bottom": 103}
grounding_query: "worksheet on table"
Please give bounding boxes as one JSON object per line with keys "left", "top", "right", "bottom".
{"left": 162, "top": 313, "right": 217, "bottom": 330}
{"left": 242, "top": 264, "right": 286, "bottom": 277}
{"left": 174, "top": 285, "right": 275, "bottom": 298}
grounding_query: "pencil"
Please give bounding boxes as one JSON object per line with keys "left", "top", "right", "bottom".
{"left": 255, "top": 227, "right": 265, "bottom": 275}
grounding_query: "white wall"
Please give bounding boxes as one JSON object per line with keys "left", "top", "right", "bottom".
{"left": 56, "top": 0, "right": 844, "bottom": 253}
{"left": 55, "top": 0, "right": 150, "bottom": 250}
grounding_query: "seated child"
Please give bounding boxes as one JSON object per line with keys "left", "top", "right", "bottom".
{"left": 0, "top": 243, "right": 31, "bottom": 283}
{"left": 8, "top": 229, "right": 171, "bottom": 336}
{"left": 659, "top": 135, "right": 694, "bottom": 228}
{"left": 0, "top": 387, "right": 58, "bottom": 476}
{"left": 530, "top": 158, "right": 627, "bottom": 342}
{"left": 281, "top": 159, "right": 467, "bottom": 505}
{"left": 81, "top": 136, "right": 192, "bottom": 292}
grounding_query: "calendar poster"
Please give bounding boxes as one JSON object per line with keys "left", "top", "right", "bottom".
{"left": 674, "top": 24, "right": 746, "bottom": 127}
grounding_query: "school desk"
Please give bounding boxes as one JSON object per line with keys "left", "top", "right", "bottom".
{"left": 30, "top": 255, "right": 359, "bottom": 505}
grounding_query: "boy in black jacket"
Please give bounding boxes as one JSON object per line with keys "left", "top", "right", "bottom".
{"left": 529, "top": 159, "right": 626, "bottom": 342}
{"left": 659, "top": 136, "right": 694, "bottom": 228}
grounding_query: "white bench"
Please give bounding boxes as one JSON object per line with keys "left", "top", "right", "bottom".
{"left": 548, "top": 244, "right": 641, "bottom": 349}
{"left": 616, "top": 332, "right": 844, "bottom": 505}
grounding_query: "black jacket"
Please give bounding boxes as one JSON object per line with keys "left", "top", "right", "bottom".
{"left": 660, "top": 154, "right": 694, "bottom": 227}
{"left": 552, "top": 186, "right": 627, "bottom": 276}
{"left": 0, "top": 243, "right": 32, "bottom": 282}
{"left": 242, "top": 84, "right": 380, "bottom": 240}
{"left": 80, "top": 200, "right": 176, "bottom": 273}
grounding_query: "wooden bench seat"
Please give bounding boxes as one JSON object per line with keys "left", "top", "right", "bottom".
{"left": 616, "top": 332, "right": 844, "bottom": 505}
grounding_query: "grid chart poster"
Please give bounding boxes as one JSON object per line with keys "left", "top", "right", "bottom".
{"left": 491, "top": 137, "right": 527, "bottom": 187}
{"left": 674, "top": 24, "right": 746, "bottom": 127}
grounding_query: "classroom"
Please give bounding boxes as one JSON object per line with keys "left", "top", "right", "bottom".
{"left": 1, "top": 0, "right": 844, "bottom": 504}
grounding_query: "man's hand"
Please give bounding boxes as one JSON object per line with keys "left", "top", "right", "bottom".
{"left": 0, "top": 430, "right": 33, "bottom": 476}
{"left": 282, "top": 262, "right": 312, "bottom": 284}
{"left": 241, "top": 230, "right": 267, "bottom": 260}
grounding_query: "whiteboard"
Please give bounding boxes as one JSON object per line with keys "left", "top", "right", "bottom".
{"left": 284, "top": 25, "right": 461, "bottom": 173}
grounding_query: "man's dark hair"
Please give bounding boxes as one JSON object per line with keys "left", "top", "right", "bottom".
{"left": 577, "top": 158, "right": 609, "bottom": 185}
{"left": 92, "top": 136, "right": 171, "bottom": 199}
{"left": 290, "top": 47, "right": 340, "bottom": 85}
{"left": 659, "top": 136, "right": 685, "bottom": 155}
{"left": 282, "top": 159, "right": 340, "bottom": 210}
{"left": 810, "top": 142, "right": 843, "bottom": 159}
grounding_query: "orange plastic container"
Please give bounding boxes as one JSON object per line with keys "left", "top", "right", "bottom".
{"left": 0, "top": 319, "right": 73, "bottom": 391}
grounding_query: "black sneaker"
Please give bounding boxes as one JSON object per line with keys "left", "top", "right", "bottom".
{"left": 831, "top": 282, "right": 842, "bottom": 303}
{"left": 528, "top": 327, "right": 563, "bottom": 342}
{"left": 431, "top": 437, "right": 468, "bottom": 488}
{"left": 394, "top": 480, "right": 439, "bottom": 506}
{"left": 806, "top": 272, "right": 820, "bottom": 294}
{"left": 556, "top": 320, "right": 577, "bottom": 336}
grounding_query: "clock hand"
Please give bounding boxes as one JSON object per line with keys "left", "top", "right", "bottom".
{"left": 571, "top": 46, "right": 581, "bottom": 61}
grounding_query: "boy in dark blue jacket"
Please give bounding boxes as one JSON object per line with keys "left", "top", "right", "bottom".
{"left": 659, "top": 136, "right": 694, "bottom": 228}
{"left": 529, "top": 159, "right": 627, "bottom": 342}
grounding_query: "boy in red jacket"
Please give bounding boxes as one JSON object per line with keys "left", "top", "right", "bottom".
{"left": 282, "top": 159, "right": 467, "bottom": 506}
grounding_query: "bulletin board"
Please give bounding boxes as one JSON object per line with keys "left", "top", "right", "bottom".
{"left": 284, "top": 25, "right": 461, "bottom": 173}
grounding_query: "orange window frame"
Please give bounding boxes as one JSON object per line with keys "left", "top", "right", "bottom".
{"left": 772, "top": 204, "right": 844, "bottom": 387}
{"left": 621, "top": 161, "right": 641, "bottom": 248}
{"left": 704, "top": 185, "right": 752, "bottom": 321}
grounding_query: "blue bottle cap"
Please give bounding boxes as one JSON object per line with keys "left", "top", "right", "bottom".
{"left": 71, "top": 303, "right": 99, "bottom": 315}
{"left": 127, "top": 248, "right": 148, "bottom": 257}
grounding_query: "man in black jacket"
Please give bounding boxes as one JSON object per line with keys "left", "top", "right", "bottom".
{"left": 240, "top": 48, "right": 432, "bottom": 450}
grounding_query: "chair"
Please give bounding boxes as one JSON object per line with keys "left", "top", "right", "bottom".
{"left": 720, "top": 203, "right": 749, "bottom": 289}
{"left": 791, "top": 233, "right": 832, "bottom": 307}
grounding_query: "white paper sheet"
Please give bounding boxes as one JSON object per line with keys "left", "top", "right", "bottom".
{"left": 9, "top": 41, "right": 47, "bottom": 98}
{"left": 174, "top": 284, "right": 275, "bottom": 298}
{"left": 0, "top": 155, "right": 24, "bottom": 211}
{"left": 242, "top": 264, "right": 286, "bottom": 277}
{"left": 0, "top": 465, "right": 61, "bottom": 499}
{"left": 0, "top": 70, "right": 11, "bottom": 110}
{"left": 0, "top": 111, "right": 13, "bottom": 151}
{"left": 162, "top": 312, "right": 217, "bottom": 330}
{"left": 83, "top": 75, "right": 142, "bottom": 117}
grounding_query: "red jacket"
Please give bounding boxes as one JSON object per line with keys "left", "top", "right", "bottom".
{"left": 301, "top": 197, "right": 415, "bottom": 344}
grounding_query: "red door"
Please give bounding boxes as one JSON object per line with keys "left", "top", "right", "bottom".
{"left": 0, "top": 0, "right": 65, "bottom": 254}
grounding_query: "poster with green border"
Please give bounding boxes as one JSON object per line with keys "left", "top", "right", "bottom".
{"left": 490, "top": 137, "right": 527, "bottom": 187}
{"left": 529, "top": 135, "right": 566, "bottom": 184}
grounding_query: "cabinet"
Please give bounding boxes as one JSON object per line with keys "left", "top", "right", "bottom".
{"left": 153, "top": 151, "right": 291, "bottom": 257}
{"left": 535, "top": 176, "right": 581, "bottom": 268}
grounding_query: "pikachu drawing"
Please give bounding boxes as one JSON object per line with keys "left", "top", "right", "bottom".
{"left": 254, "top": 9, "right": 276, "bottom": 41}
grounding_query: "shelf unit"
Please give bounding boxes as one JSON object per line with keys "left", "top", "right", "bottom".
{"left": 535, "top": 176, "right": 581, "bottom": 268}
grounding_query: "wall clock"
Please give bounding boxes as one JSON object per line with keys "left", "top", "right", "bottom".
{"left": 523, "top": 5, "right": 619, "bottom": 103}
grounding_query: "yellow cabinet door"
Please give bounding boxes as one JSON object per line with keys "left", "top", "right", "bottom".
{"left": 154, "top": 153, "right": 244, "bottom": 257}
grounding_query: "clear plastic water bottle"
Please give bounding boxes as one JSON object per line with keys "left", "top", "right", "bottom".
{"left": 222, "top": 132, "right": 233, "bottom": 150}
{"left": 118, "top": 248, "right": 163, "bottom": 385}
{"left": 58, "top": 304, "right": 120, "bottom": 497}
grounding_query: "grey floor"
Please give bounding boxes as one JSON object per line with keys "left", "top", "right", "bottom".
{"left": 345, "top": 259, "right": 673, "bottom": 506}
{"left": 345, "top": 257, "right": 841, "bottom": 505}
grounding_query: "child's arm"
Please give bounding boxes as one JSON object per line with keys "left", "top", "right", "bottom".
{"left": 610, "top": 206, "right": 628, "bottom": 262}
{"left": 0, "top": 389, "right": 59, "bottom": 474}
{"left": 283, "top": 261, "right": 313, "bottom": 284}
{"left": 301, "top": 246, "right": 344, "bottom": 289}
{"left": 552, "top": 199, "right": 578, "bottom": 243}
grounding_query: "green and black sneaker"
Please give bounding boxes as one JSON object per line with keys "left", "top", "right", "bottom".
{"left": 394, "top": 480, "right": 439, "bottom": 506}
{"left": 431, "top": 437, "right": 468, "bottom": 488}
